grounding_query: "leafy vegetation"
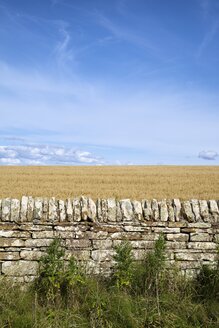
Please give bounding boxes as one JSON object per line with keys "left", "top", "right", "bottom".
{"left": 0, "top": 236, "right": 219, "bottom": 327}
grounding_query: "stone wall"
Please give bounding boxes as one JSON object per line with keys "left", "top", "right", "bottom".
{"left": 0, "top": 196, "right": 219, "bottom": 282}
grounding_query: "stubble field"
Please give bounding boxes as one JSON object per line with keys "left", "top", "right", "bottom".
{"left": 0, "top": 165, "right": 218, "bottom": 200}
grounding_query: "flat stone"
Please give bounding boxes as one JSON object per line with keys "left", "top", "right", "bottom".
{"left": 73, "top": 198, "right": 81, "bottom": 222}
{"left": 20, "top": 196, "right": 28, "bottom": 222}
{"left": 191, "top": 199, "right": 201, "bottom": 221}
{"left": 151, "top": 199, "right": 159, "bottom": 221}
{"left": 59, "top": 199, "right": 66, "bottom": 222}
{"left": 92, "top": 239, "right": 112, "bottom": 249}
{"left": 32, "top": 231, "right": 55, "bottom": 239}
{"left": 48, "top": 197, "right": 58, "bottom": 222}
{"left": 96, "top": 199, "right": 102, "bottom": 222}
{"left": 42, "top": 198, "right": 48, "bottom": 221}
{"left": 181, "top": 201, "right": 195, "bottom": 222}
{"left": 87, "top": 198, "right": 96, "bottom": 221}
{"left": 166, "top": 199, "right": 175, "bottom": 222}
{"left": 0, "top": 238, "right": 25, "bottom": 247}
{"left": 2, "top": 260, "right": 38, "bottom": 276}
{"left": 173, "top": 199, "right": 181, "bottom": 222}
{"left": 199, "top": 200, "right": 210, "bottom": 222}
{"left": 166, "top": 233, "right": 189, "bottom": 242}
{"left": 159, "top": 200, "right": 168, "bottom": 222}
{"left": 81, "top": 196, "right": 88, "bottom": 221}
{"left": 120, "top": 199, "right": 133, "bottom": 221}
{"left": 34, "top": 198, "right": 43, "bottom": 220}
{"left": 66, "top": 198, "right": 73, "bottom": 221}
{"left": 142, "top": 200, "right": 152, "bottom": 221}
{"left": 66, "top": 239, "right": 91, "bottom": 248}
{"left": 2, "top": 198, "right": 11, "bottom": 221}
{"left": 101, "top": 199, "right": 108, "bottom": 222}
{"left": 188, "top": 242, "right": 217, "bottom": 250}
{"left": 190, "top": 233, "right": 212, "bottom": 242}
{"left": 25, "top": 239, "right": 52, "bottom": 247}
{"left": 0, "top": 252, "right": 20, "bottom": 260}
{"left": 0, "top": 230, "right": 30, "bottom": 238}
{"left": 209, "top": 200, "right": 219, "bottom": 222}
{"left": 116, "top": 200, "right": 122, "bottom": 222}
{"left": 132, "top": 200, "right": 143, "bottom": 221}
{"left": 27, "top": 197, "right": 34, "bottom": 222}
{"left": 91, "top": 250, "right": 114, "bottom": 262}
{"left": 107, "top": 198, "right": 117, "bottom": 222}
{"left": 20, "top": 250, "right": 44, "bottom": 260}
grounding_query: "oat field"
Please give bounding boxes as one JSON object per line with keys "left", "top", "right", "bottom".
{"left": 0, "top": 166, "right": 218, "bottom": 200}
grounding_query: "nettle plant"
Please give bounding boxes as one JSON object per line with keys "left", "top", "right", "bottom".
{"left": 34, "top": 238, "right": 85, "bottom": 304}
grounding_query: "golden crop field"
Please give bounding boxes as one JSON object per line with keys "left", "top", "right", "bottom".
{"left": 0, "top": 166, "right": 218, "bottom": 200}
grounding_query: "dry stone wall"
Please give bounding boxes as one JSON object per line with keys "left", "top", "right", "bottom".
{"left": 0, "top": 196, "right": 219, "bottom": 283}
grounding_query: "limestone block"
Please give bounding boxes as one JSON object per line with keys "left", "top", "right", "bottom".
{"left": 101, "top": 199, "right": 108, "bottom": 222}
{"left": 174, "top": 252, "right": 216, "bottom": 261}
{"left": 166, "top": 233, "right": 189, "bottom": 242}
{"left": 199, "top": 200, "right": 210, "bottom": 222}
{"left": 187, "top": 222, "right": 211, "bottom": 228}
{"left": 48, "top": 197, "right": 58, "bottom": 222}
{"left": 130, "top": 240, "right": 154, "bottom": 249}
{"left": 81, "top": 196, "right": 89, "bottom": 221}
{"left": 2, "top": 260, "right": 38, "bottom": 276}
{"left": 42, "top": 198, "right": 48, "bottom": 221}
{"left": 209, "top": 200, "right": 219, "bottom": 222}
{"left": 0, "top": 252, "right": 20, "bottom": 260}
{"left": 96, "top": 199, "right": 102, "bottom": 222}
{"left": 73, "top": 198, "right": 81, "bottom": 222}
{"left": 152, "top": 227, "right": 180, "bottom": 233}
{"left": 92, "top": 240, "right": 112, "bottom": 249}
{"left": 173, "top": 199, "right": 181, "bottom": 222}
{"left": 65, "top": 250, "right": 90, "bottom": 261}
{"left": 0, "top": 230, "right": 30, "bottom": 238}
{"left": 34, "top": 198, "right": 43, "bottom": 220}
{"left": 142, "top": 200, "right": 152, "bottom": 221}
{"left": 91, "top": 250, "right": 114, "bottom": 262}
{"left": 190, "top": 233, "right": 212, "bottom": 242}
{"left": 191, "top": 199, "right": 201, "bottom": 221}
{"left": 188, "top": 242, "right": 217, "bottom": 250}
{"left": 25, "top": 239, "right": 52, "bottom": 247}
{"left": 20, "top": 196, "right": 28, "bottom": 222}
{"left": 107, "top": 198, "right": 117, "bottom": 222}
{"left": 87, "top": 231, "right": 108, "bottom": 239}
{"left": 0, "top": 238, "right": 25, "bottom": 247}
{"left": 27, "top": 197, "right": 34, "bottom": 221}
{"left": 151, "top": 199, "right": 159, "bottom": 221}
{"left": 123, "top": 225, "right": 146, "bottom": 232}
{"left": 159, "top": 200, "right": 168, "bottom": 222}
{"left": 87, "top": 198, "right": 96, "bottom": 221}
{"left": 66, "top": 198, "right": 73, "bottom": 221}
{"left": 20, "top": 250, "right": 44, "bottom": 260}
{"left": 56, "top": 231, "right": 75, "bottom": 239}
{"left": 132, "top": 200, "right": 143, "bottom": 221}
{"left": 166, "top": 199, "right": 175, "bottom": 222}
{"left": 66, "top": 239, "right": 91, "bottom": 248}
{"left": 120, "top": 199, "right": 133, "bottom": 221}
{"left": 58, "top": 199, "right": 66, "bottom": 222}
{"left": 1, "top": 198, "right": 11, "bottom": 221}
{"left": 166, "top": 241, "right": 187, "bottom": 250}
{"left": 181, "top": 201, "right": 195, "bottom": 222}
{"left": 32, "top": 231, "right": 55, "bottom": 239}
{"left": 116, "top": 200, "right": 122, "bottom": 222}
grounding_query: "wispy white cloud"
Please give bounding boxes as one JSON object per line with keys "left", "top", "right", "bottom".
{"left": 96, "top": 13, "right": 156, "bottom": 53}
{"left": 54, "top": 22, "right": 74, "bottom": 68}
{"left": 198, "top": 150, "right": 218, "bottom": 160}
{"left": 196, "top": 21, "right": 218, "bottom": 58}
{"left": 0, "top": 145, "right": 104, "bottom": 165}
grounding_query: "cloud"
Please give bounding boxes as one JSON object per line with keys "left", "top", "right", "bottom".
{"left": 196, "top": 21, "right": 218, "bottom": 58}
{"left": 198, "top": 150, "right": 218, "bottom": 160}
{"left": 0, "top": 145, "right": 104, "bottom": 165}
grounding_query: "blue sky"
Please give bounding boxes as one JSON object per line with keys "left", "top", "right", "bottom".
{"left": 0, "top": 0, "right": 218, "bottom": 165}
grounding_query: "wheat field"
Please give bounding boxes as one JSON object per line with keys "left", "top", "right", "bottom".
{"left": 0, "top": 166, "right": 218, "bottom": 200}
